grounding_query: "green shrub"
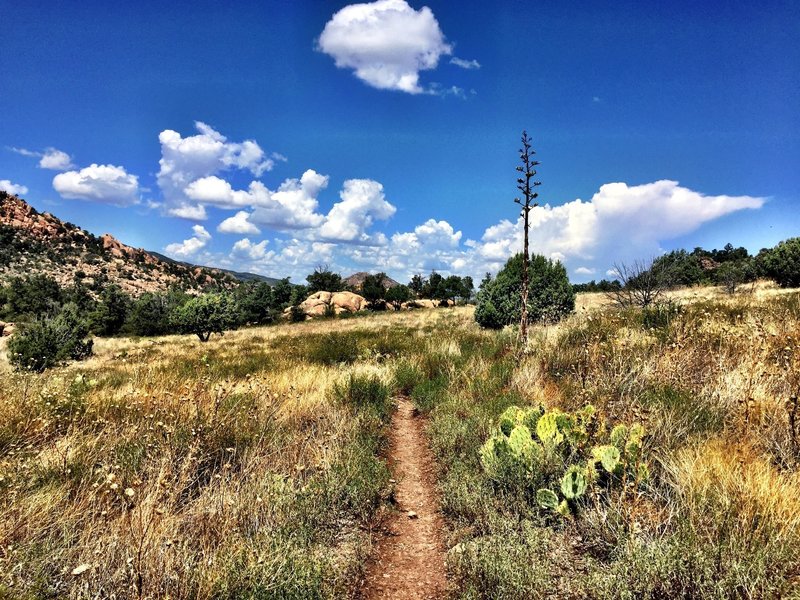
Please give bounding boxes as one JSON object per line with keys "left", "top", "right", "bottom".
{"left": 8, "top": 304, "right": 93, "bottom": 372}
{"left": 89, "top": 284, "right": 130, "bottom": 336}
{"left": 474, "top": 299, "right": 504, "bottom": 329}
{"left": 393, "top": 361, "right": 423, "bottom": 395}
{"left": 333, "top": 374, "right": 391, "bottom": 422}
{"left": 758, "top": 237, "right": 800, "bottom": 288}
{"left": 288, "top": 305, "right": 306, "bottom": 322}
{"left": 449, "top": 527, "right": 553, "bottom": 599}
{"left": 171, "top": 293, "right": 238, "bottom": 341}
{"left": 125, "top": 292, "right": 173, "bottom": 336}
{"left": 475, "top": 253, "right": 575, "bottom": 329}
{"left": 640, "top": 300, "right": 682, "bottom": 331}
{"left": 310, "top": 332, "right": 360, "bottom": 364}
{"left": 411, "top": 376, "right": 448, "bottom": 412}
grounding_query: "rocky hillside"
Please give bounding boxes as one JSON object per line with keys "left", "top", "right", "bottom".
{"left": 0, "top": 192, "right": 238, "bottom": 296}
{"left": 344, "top": 271, "right": 401, "bottom": 290}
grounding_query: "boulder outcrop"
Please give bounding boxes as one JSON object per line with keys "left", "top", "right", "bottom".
{"left": 286, "top": 290, "right": 368, "bottom": 319}
{"left": 400, "top": 299, "right": 454, "bottom": 309}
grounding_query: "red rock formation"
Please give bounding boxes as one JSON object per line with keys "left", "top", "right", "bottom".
{"left": 0, "top": 192, "right": 238, "bottom": 296}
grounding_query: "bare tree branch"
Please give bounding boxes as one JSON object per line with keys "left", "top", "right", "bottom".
{"left": 606, "top": 258, "right": 671, "bottom": 308}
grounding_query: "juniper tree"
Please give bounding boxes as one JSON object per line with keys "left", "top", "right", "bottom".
{"left": 515, "top": 131, "right": 541, "bottom": 345}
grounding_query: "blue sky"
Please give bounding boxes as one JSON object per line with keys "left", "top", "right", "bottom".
{"left": 1, "top": 0, "right": 798, "bottom": 283}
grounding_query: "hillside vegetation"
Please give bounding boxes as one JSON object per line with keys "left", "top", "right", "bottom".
{"left": 0, "top": 192, "right": 238, "bottom": 295}
{"left": 1, "top": 286, "right": 799, "bottom": 598}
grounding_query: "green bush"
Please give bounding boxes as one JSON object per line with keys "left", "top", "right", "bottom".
{"left": 125, "top": 292, "right": 173, "bottom": 336}
{"left": 288, "top": 305, "right": 306, "bottom": 322}
{"left": 411, "top": 376, "right": 448, "bottom": 412}
{"left": 393, "top": 361, "right": 423, "bottom": 395}
{"left": 640, "top": 299, "right": 682, "bottom": 335}
{"left": 758, "top": 237, "right": 800, "bottom": 288}
{"left": 475, "top": 253, "right": 575, "bottom": 329}
{"left": 309, "top": 332, "right": 360, "bottom": 364}
{"left": 474, "top": 299, "right": 504, "bottom": 329}
{"left": 332, "top": 374, "right": 391, "bottom": 422}
{"left": 8, "top": 304, "right": 93, "bottom": 372}
{"left": 171, "top": 293, "right": 238, "bottom": 342}
{"left": 89, "top": 284, "right": 130, "bottom": 336}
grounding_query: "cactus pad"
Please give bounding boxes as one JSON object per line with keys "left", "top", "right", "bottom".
{"left": 536, "top": 412, "right": 564, "bottom": 445}
{"left": 610, "top": 424, "right": 629, "bottom": 449}
{"left": 560, "top": 465, "right": 587, "bottom": 499}
{"left": 498, "top": 406, "right": 524, "bottom": 436}
{"left": 592, "top": 445, "right": 621, "bottom": 473}
{"left": 536, "top": 488, "right": 559, "bottom": 510}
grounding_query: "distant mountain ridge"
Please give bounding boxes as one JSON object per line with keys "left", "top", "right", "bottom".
{"left": 0, "top": 192, "right": 281, "bottom": 295}
{"left": 344, "top": 271, "right": 401, "bottom": 290}
{"left": 147, "top": 251, "right": 282, "bottom": 287}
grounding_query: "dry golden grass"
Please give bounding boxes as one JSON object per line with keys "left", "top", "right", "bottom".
{"left": 575, "top": 279, "right": 797, "bottom": 312}
{"left": 3, "top": 292, "right": 800, "bottom": 598}
{"left": 1, "top": 309, "right": 479, "bottom": 598}
{"left": 670, "top": 438, "right": 800, "bottom": 549}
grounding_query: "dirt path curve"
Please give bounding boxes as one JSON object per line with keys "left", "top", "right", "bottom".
{"left": 359, "top": 397, "right": 448, "bottom": 600}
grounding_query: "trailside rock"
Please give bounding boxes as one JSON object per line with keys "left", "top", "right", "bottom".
{"left": 331, "top": 291, "right": 366, "bottom": 313}
{"left": 299, "top": 291, "right": 333, "bottom": 314}
{"left": 287, "top": 290, "right": 368, "bottom": 319}
{"left": 288, "top": 290, "right": 450, "bottom": 319}
{"left": 413, "top": 299, "right": 439, "bottom": 309}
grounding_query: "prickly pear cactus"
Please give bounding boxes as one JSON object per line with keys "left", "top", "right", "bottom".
{"left": 536, "top": 488, "right": 559, "bottom": 510}
{"left": 479, "top": 435, "right": 511, "bottom": 481}
{"left": 536, "top": 412, "right": 564, "bottom": 445}
{"left": 609, "top": 424, "right": 629, "bottom": 449}
{"left": 521, "top": 405, "right": 544, "bottom": 432}
{"left": 592, "top": 445, "right": 621, "bottom": 473}
{"left": 508, "top": 425, "right": 536, "bottom": 460}
{"left": 498, "top": 406, "right": 525, "bottom": 436}
{"left": 481, "top": 403, "right": 649, "bottom": 517}
{"left": 562, "top": 411, "right": 595, "bottom": 448}
{"left": 561, "top": 465, "right": 587, "bottom": 500}
{"left": 625, "top": 423, "right": 645, "bottom": 459}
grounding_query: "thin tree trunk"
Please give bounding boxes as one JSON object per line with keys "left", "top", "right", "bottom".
{"left": 516, "top": 130, "right": 539, "bottom": 348}
{"left": 520, "top": 209, "right": 529, "bottom": 345}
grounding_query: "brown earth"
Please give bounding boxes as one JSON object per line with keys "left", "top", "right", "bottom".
{"left": 360, "top": 398, "right": 448, "bottom": 600}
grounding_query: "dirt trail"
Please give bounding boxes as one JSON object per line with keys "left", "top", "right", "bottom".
{"left": 360, "top": 398, "right": 448, "bottom": 599}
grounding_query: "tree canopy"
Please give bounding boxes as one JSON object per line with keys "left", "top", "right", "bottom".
{"left": 475, "top": 253, "right": 574, "bottom": 329}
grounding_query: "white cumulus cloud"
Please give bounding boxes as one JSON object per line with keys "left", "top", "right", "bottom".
{"left": 53, "top": 164, "right": 140, "bottom": 206}
{"left": 169, "top": 203, "right": 208, "bottom": 220}
{"left": 231, "top": 238, "right": 271, "bottom": 261}
{"left": 218, "top": 211, "right": 261, "bottom": 235}
{"left": 11, "top": 146, "right": 74, "bottom": 170}
{"left": 249, "top": 170, "right": 329, "bottom": 230}
{"left": 39, "top": 148, "right": 74, "bottom": 170}
{"left": 158, "top": 121, "right": 275, "bottom": 218}
{"left": 318, "top": 0, "right": 452, "bottom": 94}
{"left": 152, "top": 175, "right": 765, "bottom": 285}
{"left": 468, "top": 180, "right": 765, "bottom": 276}
{"left": 164, "top": 225, "right": 211, "bottom": 258}
{"left": 298, "top": 180, "right": 765, "bottom": 283}
{"left": 319, "top": 178, "right": 396, "bottom": 243}
{"left": 0, "top": 179, "right": 29, "bottom": 195}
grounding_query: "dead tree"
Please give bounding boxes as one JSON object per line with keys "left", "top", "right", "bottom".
{"left": 515, "top": 131, "right": 541, "bottom": 345}
{"left": 607, "top": 258, "right": 671, "bottom": 308}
